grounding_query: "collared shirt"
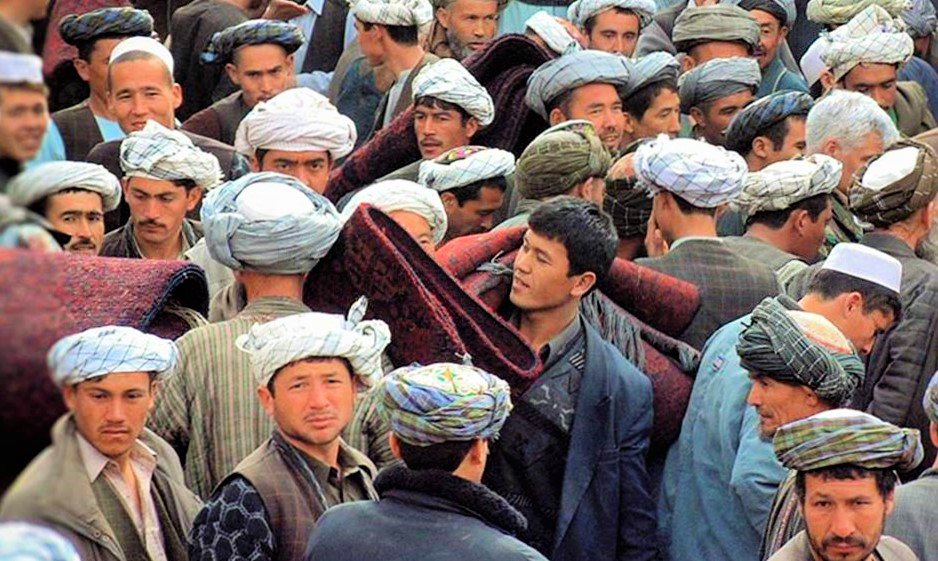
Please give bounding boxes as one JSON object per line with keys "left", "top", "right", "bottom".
{"left": 538, "top": 315, "right": 584, "bottom": 373}
{"left": 76, "top": 433, "right": 168, "bottom": 561}
{"left": 301, "top": 437, "right": 374, "bottom": 506}
{"left": 383, "top": 68, "right": 413, "bottom": 127}
{"left": 130, "top": 221, "right": 195, "bottom": 260}
{"left": 670, "top": 235, "right": 722, "bottom": 251}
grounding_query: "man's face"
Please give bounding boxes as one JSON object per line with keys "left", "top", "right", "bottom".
{"left": 627, "top": 87, "right": 682, "bottom": 141}
{"left": 750, "top": 9, "right": 786, "bottom": 70}
{"left": 746, "top": 375, "right": 821, "bottom": 437}
{"left": 0, "top": 86, "right": 49, "bottom": 162}
{"left": 587, "top": 9, "right": 641, "bottom": 56}
{"left": 830, "top": 304, "right": 895, "bottom": 357}
{"left": 355, "top": 19, "right": 384, "bottom": 66}
{"left": 840, "top": 63, "right": 899, "bottom": 112}
{"left": 44, "top": 190, "right": 106, "bottom": 255}
{"left": 437, "top": 0, "right": 499, "bottom": 59}
{"left": 554, "top": 83, "right": 625, "bottom": 151}
{"left": 253, "top": 149, "right": 331, "bottom": 193}
{"left": 803, "top": 474, "right": 894, "bottom": 561}
{"left": 414, "top": 103, "right": 478, "bottom": 159}
{"left": 388, "top": 210, "right": 436, "bottom": 253}
{"left": 510, "top": 229, "right": 583, "bottom": 312}
{"left": 108, "top": 58, "right": 182, "bottom": 133}
{"left": 761, "top": 116, "right": 807, "bottom": 166}
{"left": 442, "top": 184, "right": 503, "bottom": 238}
{"left": 687, "top": 40, "right": 751, "bottom": 66}
{"left": 824, "top": 132, "right": 885, "bottom": 193}
{"left": 693, "top": 89, "right": 754, "bottom": 145}
{"left": 75, "top": 38, "right": 123, "bottom": 101}
{"left": 226, "top": 44, "right": 294, "bottom": 108}
{"left": 790, "top": 196, "right": 832, "bottom": 262}
{"left": 63, "top": 372, "right": 155, "bottom": 460}
{"left": 123, "top": 176, "right": 201, "bottom": 247}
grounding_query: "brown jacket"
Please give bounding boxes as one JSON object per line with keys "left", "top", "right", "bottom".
{"left": 371, "top": 53, "right": 439, "bottom": 136}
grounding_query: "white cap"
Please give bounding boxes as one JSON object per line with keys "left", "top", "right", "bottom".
{"left": 860, "top": 146, "right": 919, "bottom": 191}
{"left": 109, "top": 36, "right": 175, "bottom": 74}
{"left": 800, "top": 36, "right": 831, "bottom": 87}
{"left": 236, "top": 182, "right": 316, "bottom": 220}
{"left": 822, "top": 243, "right": 902, "bottom": 294}
{"left": 0, "top": 52, "right": 43, "bottom": 85}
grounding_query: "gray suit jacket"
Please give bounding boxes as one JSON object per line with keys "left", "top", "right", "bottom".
{"left": 886, "top": 468, "right": 938, "bottom": 561}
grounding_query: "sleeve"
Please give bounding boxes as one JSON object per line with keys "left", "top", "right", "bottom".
{"left": 148, "top": 333, "right": 197, "bottom": 460}
{"left": 729, "top": 404, "right": 789, "bottom": 535}
{"left": 27, "top": 121, "right": 66, "bottom": 167}
{"left": 188, "top": 476, "right": 275, "bottom": 561}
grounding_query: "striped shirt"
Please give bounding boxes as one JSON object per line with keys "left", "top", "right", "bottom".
{"left": 148, "top": 296, "right": 312, "bottom": 499}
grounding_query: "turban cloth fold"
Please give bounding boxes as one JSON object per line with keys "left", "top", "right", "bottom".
{"left": 119, "top": 121, "right": 223, "bottom": 189}
{"left": 379, "top": 362, "right": 512, "bottom": 445}
{"left": 737, "top": 0, "right": 796, "bottom": 27}
{"left": 902, "top": 0, "right": 937, "bottom": 38}
{"left": 343, "top": 180, "right": 448, "bottom": 245}
{"left": 807, "top": 0, "right": 911, "bottom": 26}
{"left": 236, "top": 297, "right": 391, "bottom": 386}
{"left": 724, "top": 90, "right": 813, "bottom": 156}
{"left": 525, "top": 50, "right": 631, "bottom": 119}
{"left": 0, "top": 522, "right": 81, "bottom": 561}
{"left": 620, "top": 52, "right": 679, "bottom": 100}
{"left": 201, "top": 171, "right": 343, "bottom": 274}
{"left": 412, "top": 58, "right": 495, "bottom": 127}
{"left": 47, "top": 325, "right": 179, "bottom": 386}
{"left": 672, "top": 4, "right": 761, "bottom": 53}
{"left": 516, "top": 120, "right": 612, "bottom": 200}
{"left": 821, "top": 5, "right": 914, "bottom": 82}
{"left": 733, "top": 154, "right": 842, "bottom": 216}
{"left": 925, "top": 370, "right": 938, "bottom": 423}
{"left": 235, "top": 87, "right": 357, "bottom": 159}
{"left": 418, "top": 146, "right": 515, "bottom": 192}
{"left": 634, "top": 135, "right": 747, "bottom": 208}
{"left": 678, "top": 57, "right": 761, "bottom": 114}
{"left": 850, "top": 138, "right": 938, "bottom": 227}
{"left": 201, "top": 19, "right": 305, "bottom": 64}
{"left": 524, "top": 11, "right": 582, "bottom": 55}
{"left": 351, "top": 0, "right": 434, "bottom": 26}
{"left": 59, "top": 7, "right": 153, "bottom": 45}
{"left": 567, "top": 0, "right": 657, "bottom": 28}
{"left": 0, "top": 51, "right": 42, "bottom": 84}
{"left": 7, "top": 162, "right": 122, "bottom": 212}
{"left": 736, "top": 297, "right": 865, "bottom": 406}
{"left": 774, "top": 408, "right": 924, "bottom": 472}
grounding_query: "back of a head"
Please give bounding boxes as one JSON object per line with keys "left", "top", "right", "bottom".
{"left": 807, "top": 242, "right": 903, "bottom": 321}
{"left": 528, "top": 196, "right": 618, "bottom": 285}
{"left": 806, "top": 91, "right": 899, "bottom": 154}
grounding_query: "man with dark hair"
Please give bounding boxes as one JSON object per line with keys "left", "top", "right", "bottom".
{"left": 305, "top": 362, "right": 547, "bottom": 561}
{"left": 485, "top": 196, "right": 657, "bottom": 560}
{"left": 566, "top": 0, "right": 655, "bottom": 56}
{"left": 679, "top": 57, "right": 762, "bottom": 146}
{"left": 737, "top": 0, "right": 809, "bottom": 96}
{"left": 0, "top": 52, "right": 48, "bottom": 187}
{"left": 618, "top": 52, "right": 681, "bottom": 150}
{"left": 725, "top": 91, "right": 813, "bottom": 172}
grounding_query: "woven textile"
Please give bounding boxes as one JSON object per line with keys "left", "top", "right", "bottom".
{"left": 47, "top": 325, "right": 178, "bottom": 386}
{"left": 516, "top": 120, "right": 611, "bottom": 199}
{"left": 418, "top": 146, "right": 515, "bottom": 192}
{"left": 925, "top": 370, "right": 938, "bottom": 423}
{"left": 822, "top": 5, "right": 914, "bottom": 82}
{"left": 59, "top": 6, "right": 152, "bottom": 44}
{"left": 733, "top": 154, "right": 842, "bottom": 216}
{"left": 566, "top": 0, "right": 656, "bottom": 28}
{"left": 342, "top": 180, "right": 448, "bottom": 244}
{"left": 678, "top": 57, "right": 761, "bottom": 114}
{"left": 724, "top": 90, "right": 813, "bottom": 156}
{"left": 807, "top": 0, "right": 910, "bottom": 25}
{"left": 525, "top": 49, "right": 631, "bottom": 119}
{"left": 201, "top": 19, "right": 305, "bottom": 64}
{"left": 850, "top": 138, "right": 938, "bottom": 227}
{"left": 902, "top": 0, "right": 937, "bottom": 38}
{"left": 351, "top": 0, "right": 433, "bottom": 26}
{"left": 737, "top": 0, "right": 796, "bottom": 27}
{"left": 0, "top": 522, "right": 80, "bottom": 561}
{"left": 672, "top": 4, "right": 760, "bottom": 52}
{"left": 524, "top": 11, "right": 582, "bottom": 55}
{"left": 7, "top": 161, "right": 121, "bottom": 212}
{"left": 605, "top": 178, "right": 652, "bottom": 239}
{"left": 620, "top": 52, "right": 679, "bottom": 100}
{"left": 412, "top": 58, "right": 494, "bottom": 127}
{"left": 120, "top": 121, "right": 223, "bottom": 189}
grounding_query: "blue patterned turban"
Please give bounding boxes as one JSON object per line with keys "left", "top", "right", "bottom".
{"left": 60, "top": 7, "right": 153, "bottom": 45}
{"left": 201, "top": 19, "right": 305, "bottom": 64}
{"left": 678, "top": 57, "right": 761, "bottom": 114}
{"left": 525, "top": 50, "right": 632, "bottom": 119}
{"left": 903, "top": 0, "right": 937, "bottom": 38}
{"left": 120, "top": 121, "right": 223, "bottom": 189}
{"left": 0, "top": 522, "right": 81, "bottom": 561}
{"left": 418, "top": 146, "right": 515, "bottom": 193}
{"left": 724, "top": 90, "right": 813, "bottom": 155}
{"left": 47, "top": 326, "right": 179, "bottom": 387}
{"left": 412, "top": 58, "right": 494, "bottom": 127}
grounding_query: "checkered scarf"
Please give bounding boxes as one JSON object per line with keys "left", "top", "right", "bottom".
{"left": 412, "top": 59, "right": 494, "bottom": 127}
{"left": 7, "top": 161, "right": 122, "bottom": 212}
{"left": 902, "top": 0, "right": 937, "bottom": 37}
{"left": 201, "top": 19, "right": 305, "bottom": 64}
{"left": 774, "top": 409, "right": 923, "bottom": 471}
{"left": 678, "top": 57, "right": 761, "bottom": 114}
{"left": 418, "top": 146, "right": 515, "bottom": 193}
{"left": 47, "top": 326, "right": 179, "bottom": 387}
{"left": 0, "top": 523, "right": 80, "bottom": 561}
{"left": 119, "top": 121, "right": 223, "bottom": 189}
{"left": 925, "top": 371, "right": 938, "bottom": 423}
{"left": 733, "top": 154, "right": 842, "bottom": 216}
{"left": 566, "top": 0, "right": 657, "bottom": 28}
{"left": 807, "top": 0, "right": 910, "bottom": 26}
{"left": 672, "top": 4, "right": 761, "bottom": 53}
{"left": 724, "top": 90, "right": 813, "bottom": 156}
{"left": 822, "top": 5, "right": 914, "bottom": 82}
{"left": 605, "top": 177, "right": 652, "bottom": 238}
{"left": 379, "top": 362, "right": 512, "bottom": 445}
{"left": 620, "top": 51, "right": 679, "bottom": 100}
{"left": 524, "top": 11, "right": 582, "bottom": 55}
{"left": 236, "top": 297, "right": 391, "bottom": 386}
{"left": 59, "top": 7, "right": 153, "bottom": 45}
{"left": 516, "top": 120, "right": 612, "bottom": 200}
{"left": 351, "top": 0, "right": 434, "bottom": 27}
{"left": 525, "top": 50, "right": 632, "bottom": 119}
{"left": 850, "top": 138, "right": 938, "bottom": 227}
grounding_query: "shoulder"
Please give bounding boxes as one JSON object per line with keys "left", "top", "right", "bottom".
{"left": 85, "top": 139, "right": 119, "bottom": 163}
{"left": 0, "top": 447, "right": 58, "bottom": 517}
{"left": 99, "top": 227, "right": 128, "bottom": 256}
{"left": 777, "top": 69, "right": 809, "bottom": 92}
{"left": 897, "top": 81, "right": 929, "bottom": 105}
{"left": 583, "top": 322, "right": 652, "bottom": 398}
{"left": 877, "top": 536, "right": 920, "bottom": 560}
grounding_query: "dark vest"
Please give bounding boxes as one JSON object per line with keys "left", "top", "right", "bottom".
{"left": 301, "top": 0, "right": 349, "bottom": 73}
{"left": 213, "top": 92, "right": 251, "bottom": 147}
{"left": 51, "top": 101, "right": 104, "bottom": 162}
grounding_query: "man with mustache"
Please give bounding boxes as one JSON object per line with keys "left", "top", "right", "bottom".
{"left": 619, "top": 52, "right": 682, "bottom": 151}
{"left": 6, "top": 161, "right": 122, "bottom": 256}
{"left": 0, "top": 52, "right": 48, "bottom": 188}
{"left": 567, "top": 0, "right": 656, "bottom": 56}
{"left": 426, "top": 0, "right": 502, "bottom": 60}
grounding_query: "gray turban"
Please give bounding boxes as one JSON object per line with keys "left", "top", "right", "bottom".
{"left": 620, "top": 51, "right": 680, "bottom": 99}
{"left": 7, "top": 162, "right": 121, "bottom": 212}
{"left": 902, "top": 0, "right": 937, "bottom": 38}
{"left": 672, "top": 4, "right": 761, "bottom": 53}
{"left": 120, "top": 121, "right": 223, "bottom": 189}
{"left": 525, "top": 50, "right": 631, "bottom": 119}
{"left": 737, "top": 0, "right": 796, "bottom": 27}
{"left": 567, "top": 0, "right": 657, "bottom": 28}
{"left": 412, "top": 59, "right": 494, "bottom": 127}
{"left": 821, "top": 5, "right": 914, "bottom": 82}
{"left": 524, "top": 11, "right": 582, "bottom": 55}
{"left": 678, "top": 57, "right": 761, "bottom": 114}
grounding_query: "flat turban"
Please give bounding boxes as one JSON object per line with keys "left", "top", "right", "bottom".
{"left": 379, "top": 362, "right": 512, "bottom": 445}
{"left": 418, "top": 146, "right": 515, "bottom": 192}
{"left": 605, "top": 151, "right": 652, "bottom": 238}
{"left": 524, "top": 11, "right": 582, "bottom": 55}
{"left": 120, "top": 121, "right": 223, "bottom": 189}
{"left": 733, "top": 154, "right": 842, "bottom": 216}
{"left": 737, "top": 0, "right": 796, "bottom": 27}
{"left": 201, "top": 171, "right": 342, "bottom": 274}
{"left": 201, "top": 19, "right": 305, "bottom": 65}
{"left": 351, "top": 0, "right": 434, "bottom": 27}
{"left": 109, "top": 36, "right": 174, "bottom": 74}
{"left": 678, "top": 57, "right": 761, "bottom": 115}
{"left": 672, "top": 4, "right": 761, "bottom": 53}
{"left": 516, "top": 120, "right": 612, "bottom": 200}
{"left": 634, "top": 135, "right": 747, "bottom": 208}
{"left": 525, "top": 50, "right": 631, "bottom": 119}
{"left": 7, "top": 162, "right": 121, "bottom": 212}
{"left": 619, "top": 52, "right": 679, "bottom": 100}
{"left": 412, "top": 59, "right": 494, "bottom": 127}
{"left": 567, "top": 0, "right": 657, "bottom": 29}
{"left": 736, "top": 297, "right": 865, "bottom": 406}
{"left": 47, "top": 326, "right": 179, "bottom": 387}
{"left": 0, "top": 523, "right": 80, "bottom": 561}
{"left": 59, "top": 7, "right": 153, "bottom": 46}
{"left": 902, "top": 0, "right": 937, "bottom": 38}
{"left": 774, "top": 409, "right": 924, "bottom": 472}
{"left": 850, "top": 138, "right": 938, "bottom": 227}
{"left": 725, "top": 90, "right": 814, "bottom": 155}
{"left": 821, "top": 5, "right": 914, "bottom": 82}
{"left": 0, "top": 51, "right": 42, "bottom": 84}
{"left": 807, "top": 0, "right": 910, "bottom": 26}
{"left": 236, "top": 297, "right": 391, "bottom": 387}
{"left": 925, "top": 370, "right": 938, "bottom": 423}
{"left": 235, "top": 87, "right": 357, "bottom": 159}
{"left": 342, "top": 180, "right": 448, "bottom": 245}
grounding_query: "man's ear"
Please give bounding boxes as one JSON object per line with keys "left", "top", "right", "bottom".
{"left": 250, "top": 154, "right": 263, "bottom": 172}
{"left": 257, "top": 383, "right": 275, "bottom": 417}
{"left": 622, "top": 111, "right": 637, "bottom": 135}
{"left": 464, "top": 116, "right": 480, "bottom": 139}
{"left": 186, "top": 186, "right": 203, "bottom": 212}
{"left": 62, "top": 384, "right": 77, "bottom": 412}
{"left": 436, "top": 6, "right": 451, "bottom": 29}
{"left": 751, "top": 136, "right": 770, "bottom": 159}
{"left": 225, "top": 62, "right": 241, "bottom": 86}
{"left": 73, "top": 58, "right": 92, "bottom": 82}
{"left": 688, "top": 106, "right": 705, "bottom": 127}
{"left": 680, "top": 54, "right": 696, "bottom": 73}
{"left": 548, "top": 107, "right": 566, "bottom": 126}
{"left": 440, "top": 190, "right": 458, "bottom": 210}
{"left": 569, "top": 270, "right": 597, "bottom": 298}
{"left": 388, "top": 432, "right": 403, "bottom": 460}
{"left": 171, "top": 82, "right": 183, "bottom": 111}
{"left": 819, "top": 70, "right": 837, "bottom": 93}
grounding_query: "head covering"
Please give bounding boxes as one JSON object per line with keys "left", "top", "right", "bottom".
{"left": 236, "top": 297, "right": 391, "bottom": 386}
{"left": 822, "top": 242, "right": 903, "bottom": 293}
{"left": 902, "top": 0, "right": 937, "bottom": 38}
{"left": 634, "top": 135, "right": 747, "bottom": 208}
{"left": 108, "top": 36, "right": 174, "bottom": 74}
{"left": 737, "top": 0, "right": 797, "bottom": 27}
{"left": 411, "top": 59, "right": 495, "bottom": 127}
{"left": 774, "top": 409, "right": 923, "bottom": 472}
{"left": 201, "top": 19, "right": 305, "bottom": 65}
{"left": 524, "top": 11, "right": 582, "bottom": 55}
{"left": 724, "top": 91, "right": 814, "bottom": 155}
{"left": 821, "top": 5, "right": 914, "bottom": 82}
{"left": 567, "top": 0, "right": 657, "bottom": 29}
{"left": 0, "top": 522, "right": 81, "bottom": 561}
{"left": 924, "top": 370, "right": 938, "bottom": 423}
{"left": 525, "top": 50, "right": 631, "bottom": 119}
{"left": 0, "top": 195, "right": 61, "bottom": 252}
{"left": 201, "top": 171, "right": 343, "bottom": 274}
{"left": 516, "top": 120, "right": 612, "bottom": 199}
{"left": 0, "top": 52, "right": 43, "bottom": 84}
{"left": 619, "top": 52, "right": 680, "bottom": 99}
{"left": 418, "top": 146, "right": 515, "bottom": 193}
{"left": 733, "top": 155, "right": 842, "bottom": 216}
{"left": 235, "top": 87, "right": 357, "bottom": 159}
{"left": 379, "top": 362, "right": 512, "bottom": 445}
{"left": 47, "top": 325, "right": 179, "bottom": 387}
{"left": 59, "top": 7, "right": 153, "bottom": 46}
{"left": 672, "top": 4, "right": 761, "bottom": 53}
{"left": 351, "top": 0, "right": 434, "bottom": 27}
{"left": 342, "top": 180, "right": 448, "bottom": 244}
{"left": 807, "top": 0, "right": 910, "bottom": 26}
{"left": 850, "top": 138, "right": 938, "bottom": 227}
{"left": 605, "top": 153, "right": 652, "bottom": 238}
{"left": 7, "top": 162, "right": 122, "bottom": 212}
{"left": 120, "top": 121, "right": 223, "bottom": 189}
{"left": 678, "top": 57, "right": 761, "bottom": 114}
{"left": 736, "top": 297, "right": 865, "bottom": 405}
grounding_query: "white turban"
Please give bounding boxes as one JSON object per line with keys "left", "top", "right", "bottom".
{"left": 109, "top": 36, "right": 175, "bottom": 74}
{"left": 236, "top": 297, "right": 391, "bottom": 387}
{"left": 47, "top": 326, "right": 178, "bottom": 387}
{"left": 822, "top": 5, "right": 914, "bottom": 82}
{"left": 411, "top": 59, "right": 494, "bottom": 127}
{"left": 0, "top": 52, "right": 43, "bottom": 85}
{"left": 235, "top": 87, "right": 357, "bottom": 159}
{"left": 7, "top": 162, "right": 121, "bottom": 212}
{"left": 120, "top": 121, "right": 223, "bottom": 189}
{"left": 524, "top": 11, "right": 582, "bottom": 55}
{"left": 418, "top": 146, "right": 515, "bottom": 193}
{"left": 201, "top": 171, "right": 342, "bottom": 274}
{"left": 733, "top": 154, "right": 843, "bottom": 216}
{"left": 351, "top": 0, "right": 433, "bottom": 27}
{"left": 634, "top": 135, "right": 747, "bottom": 208}
{"left": 342, "top": 180, "right": 448, "bottom": 245}
{"left": 567, "top": 0, "right": 657, "bottom": 28}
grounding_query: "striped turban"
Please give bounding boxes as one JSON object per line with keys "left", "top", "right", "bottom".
{"left": 47, "top": 326, "right": 178, "bottom": 387}
{"left": 7, "top": 162, "right": 122, "bottom": 212}
{"left": 516, "top": 120, "right": 612, "bottom": 200}
{"left": 678, "top": 57, "right": 762, "bottom": 115}
{"left": 807, "top": 0, "right": 910, "bottom": 26}
{"left": 525, "top": 50, "right": 631, "bottom": 119}
{"left": 724, "top": 90, "right": 814, "bottom": 156}
{"left": 850, "top": 138, "right": 938, "bottom": 227}
{"left": 120, "top": 121, "right": 223, "bottom": 189}
{"left": 733, "top": 154, "right": 842, "bottom": 216}
{"left": 342, "top": 180, "right": 448, "bottom": 245}
{"left": 351, "top": 0, "right": 434, "bottom": 27}
{"left": 567, "top": 0, "right": 657, "bottom": 28}
{"left": 821, "top": 5, "right": 914, "bottom": 82}
{"left": 59, "top": 7, "right": 153, "bottom": 45}
{"left": 418, "top": 146, "right": 515, "bottom": 193}
{"left": 201, "top": 19, "right": 305, "bottom": 64}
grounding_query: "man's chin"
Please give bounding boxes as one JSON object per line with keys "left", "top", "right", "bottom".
{"left": 66, "top": 246, "right": 99, "bottom": 256}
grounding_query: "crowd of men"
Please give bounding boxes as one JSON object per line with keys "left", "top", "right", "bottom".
{"left": 1, "top": 0, "right": 938, "bottom": 559}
